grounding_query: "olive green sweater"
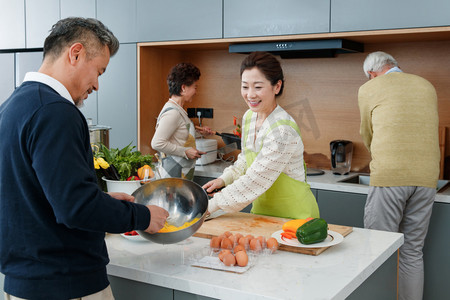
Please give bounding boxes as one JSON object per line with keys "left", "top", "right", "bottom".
{"left": 358, "top": 72, "right": 440, "bottom": 188}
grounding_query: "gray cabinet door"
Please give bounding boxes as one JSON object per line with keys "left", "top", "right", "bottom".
{"left": 331, "top": 0, "right": 450, "bottom": 32}
{"left": 423, "top": 202, "right": 450, "bottom": 300}
{"left": 97, "top": 43, "right": 137, "bottom": 149}
{"left": 26, "top": 0, "right": 60, "bottom": 48}
{"left": 0, "top": 53, "right": 15, "bottom": 106}
{"left": 137, "top": 0, "right": 222, "bottom": 42}
{"left": 97, "top": 0, "right": 138, "bottom": 43}
{"left": 0, "top": 0, "right": 25, "bottom": 49}
{"left": 60, "top": 0, "right": 96, "bottom": 19}
{"left": 316, "top": 190, "right": 366, "bottom": 227}
{"left": 224, "top": 0, "right": 330, "bottom": 38}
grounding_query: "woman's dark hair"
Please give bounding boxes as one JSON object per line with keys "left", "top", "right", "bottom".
{"left": 43, "top": 17, "right": 119, "bottom": 61}
{"left": 240, "top": 51, "right": 284, "bottom": 97}
{"left": 167, "top": 63, "right": 201, "bottom": 96}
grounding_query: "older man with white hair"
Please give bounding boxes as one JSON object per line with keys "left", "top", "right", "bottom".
{"left": 358, "top": 51, "right": 440, "bottom": 300}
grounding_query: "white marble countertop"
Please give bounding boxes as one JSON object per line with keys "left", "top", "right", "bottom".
{"left": 194, "top": 161, "right": 450, "bottom": 204}
{"left": 106, "top": 228, "right": 403, "bottom": 300}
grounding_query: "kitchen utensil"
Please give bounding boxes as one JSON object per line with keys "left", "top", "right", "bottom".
{"left": 204, "top": 142, "right": 237, "bottom": 154}
{"left": 195, "top": 126, "right": 241, "bottom": 150}
{"left": 133, "top": 178, "right": 208, "bottom": 244}
{"left": 272, "top": 230, "right": 344, "bottom": 248}
{"left": 88, "top": 124, "right": 111, "bottom": 148}
{"left": 217, "top": 133, "right": 241, "bottom": 150}
{"left": 330, "top": 140, "right": 353, "bottom": 175}
{"left": 194, "top": 212, "right": 353, "bottom": 255}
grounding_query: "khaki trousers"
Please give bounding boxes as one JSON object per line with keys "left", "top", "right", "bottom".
{"left": 4, "top": 285, "right": 114, "bottom": 300}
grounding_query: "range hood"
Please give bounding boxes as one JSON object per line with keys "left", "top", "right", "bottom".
{"left": 229, "top": 39, "right": 364, "bottom": 58}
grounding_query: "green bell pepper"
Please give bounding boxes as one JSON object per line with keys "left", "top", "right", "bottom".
{"left": 296, "top": 218, "right": 328, "bottom": 245}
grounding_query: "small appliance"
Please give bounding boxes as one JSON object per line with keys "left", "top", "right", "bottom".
{"left": 330, "top": 140, "right": 353, "bottom": 175}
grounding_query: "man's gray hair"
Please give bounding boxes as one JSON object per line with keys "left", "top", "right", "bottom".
{"left": 43, "top": 17, "right": 119, "bottom": 60}
{"left": 363, "top": 51, "right": 398, "bottom": 79}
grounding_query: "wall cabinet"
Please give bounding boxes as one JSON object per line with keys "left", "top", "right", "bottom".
{"left": 97, "top": 0, "right": 138, "bottom": 44}
{"left": 224, "top": 0, "right": 330, "bottom": 38}
{"left": 331, "top": 0, "right": 450, "bottom": 32}
{"left": 97, "top": 43, "right": 137, "bottom": 149}
{"left": 0, "top": 0, "right": 25, "bottom": 49}
{"left": 25, "top": 0, "right": 60, "bottom": 48}
{"left": 60, "top": 0, "right": 96, "bottom": 19}
{"left": 136, "top": 0, "right": 222, "bottom": 42}
{"left": 0, "top": 53, "right": 15, "bottom": 106}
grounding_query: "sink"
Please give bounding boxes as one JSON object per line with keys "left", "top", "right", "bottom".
{"left": 339, "top": 174, "right": 371, "bottom": 185}
{"left": 339, "top": 174, "right": 450, "bottom": 193}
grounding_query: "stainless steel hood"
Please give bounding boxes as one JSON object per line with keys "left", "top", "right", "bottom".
{"left": 229, "top": 39, "right": 364, "bottom": 58}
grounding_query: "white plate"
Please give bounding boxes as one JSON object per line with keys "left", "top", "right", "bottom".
{"left": 271, "top": 230, "right": 344, "bottom": 248}
{"left": 120, "top": 233, "right": 148, "bottom": 242}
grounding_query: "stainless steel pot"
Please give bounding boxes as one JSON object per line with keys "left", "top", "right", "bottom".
{"left": 89, "top": 125, "right": 111, "bottom": 148}
{"left": 133, "top": 178, "right": 208, "bottom": 244}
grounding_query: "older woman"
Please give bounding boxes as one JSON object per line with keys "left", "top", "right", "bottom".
{"left": 151, "top": 62, "right": 211, "bottom": 180}
{"left": 203, "top": 52, "right": 319, "bottom": 219}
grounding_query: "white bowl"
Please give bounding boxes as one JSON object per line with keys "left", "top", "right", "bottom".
{"left": 102, "top": 177, "right": 141, "bottom": 195}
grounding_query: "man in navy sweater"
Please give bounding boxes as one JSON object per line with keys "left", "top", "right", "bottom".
{"left": 0, "top": 18, "right": 168, "bottom": 299}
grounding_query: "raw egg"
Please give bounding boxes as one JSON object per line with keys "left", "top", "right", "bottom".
{"left": 210, "top": 237, "right": 220, "bottom": 251}
{"left": 238, "top": 237, "right": 250, "bottom": 250}
{"left": 257, "top": 236, "right": 266, "bottom": 247}
{"left": 224, "top": 231, "right": 232, "bottom": 237}
{"left": 218, "top": 249, "right": 232, "bottom": 261}
{"left": 233, "top": 244, "right": 246, "bottom": 254}
{"left": 245, "top": 234, "right": 255, "bottom": 240}
{"left": 228, "top": 234, "right": 237, "bottom": 245}
{"left": 222, "top": 253, "right": 236, "bottom": 266}
{"left": 249, "top": 238, "right": 262, "bottom": 252}
{"left": 235, "top": 250, "right": 248, "bottom": 267}
{"left": 220, "top": 237, "right": 233, "bottom": 250}
{"left": 266, "top": 237, "right": 279, "bottom": 253}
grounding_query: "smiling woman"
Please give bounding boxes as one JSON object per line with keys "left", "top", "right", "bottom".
{"left": 203, "top": 52, "right": 320, "bottom": 220}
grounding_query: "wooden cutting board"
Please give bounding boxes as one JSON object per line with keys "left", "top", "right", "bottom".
{"left": 194, "top": 212, "right": 353, "bottom": 256}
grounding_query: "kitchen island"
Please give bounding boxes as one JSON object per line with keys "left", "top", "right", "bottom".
{"left": 193, "top": 161, "right": 449, "bottom": 299}
{"left": 106, "top": 226, "right": 403, "bottom": 300}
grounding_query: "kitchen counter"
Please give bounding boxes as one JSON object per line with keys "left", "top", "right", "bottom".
{"left": 194, "top": 161, "right": 450, "bottom": 204}
{"left": 306, "top": 170, "right": 450, "bottom": 204}
{"left": 106, "top": 227, "right": 403, "bottom": 300}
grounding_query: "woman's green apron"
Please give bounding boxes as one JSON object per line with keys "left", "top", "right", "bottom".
{"left": 243, "top": 111, "right": 319, "bottom": 219}
{"left": 156, "top": 106, "right": 196, "bottom": 180}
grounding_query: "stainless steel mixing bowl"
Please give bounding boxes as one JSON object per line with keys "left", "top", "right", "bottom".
{"left": 132, "top": 178, "right": 208, "bottom": 244}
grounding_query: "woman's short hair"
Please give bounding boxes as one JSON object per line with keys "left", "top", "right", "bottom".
{"left": 167, "top": 63, "right": 201, "bottom": 96}
{"left": 43, "top": 17, "right": 119, "bottom": 61}
{"left": 363, "top": 51, "right": 398, "bottom": 79}
{"left": 240, "top": 51, "right": 285, "bottom": 97}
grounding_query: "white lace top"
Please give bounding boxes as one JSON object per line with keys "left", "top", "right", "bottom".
{"left": 208, "top": 105, "right": 307, "bottom": 214}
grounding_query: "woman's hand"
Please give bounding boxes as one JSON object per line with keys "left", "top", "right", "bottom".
{"left": 107, "top": 192, "right": 134, "bottom": 202}
{"left": 185, "top": 147, "right": 205, "bottom": 159}
{"left": 196, "top": 126, "right": 214, "bottom": 136}
{"left": 202, "top": 178, "right": 225, "bottom": 194}
{"left": 144, "top": 205, "right": 169, "bottom": 233}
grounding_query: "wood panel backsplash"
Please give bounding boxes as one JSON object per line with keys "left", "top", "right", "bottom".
{"left": 139, "top": 40, "right": 450, "bottom": 178}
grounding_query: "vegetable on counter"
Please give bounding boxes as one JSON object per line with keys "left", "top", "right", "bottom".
{"left": 281, "top": 217, "right": 315, "bottom": 239}
{"left": 296, "top": 218, "right": 328, "bottom": 245}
